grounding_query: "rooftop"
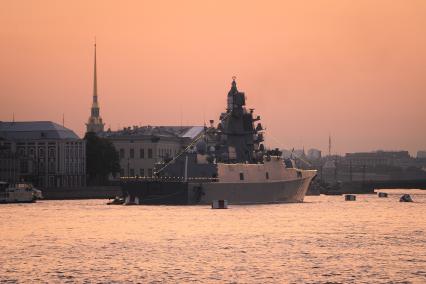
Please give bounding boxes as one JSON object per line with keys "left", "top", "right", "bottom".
{"left": 101, "top": 125, "right": 204, "bottom": 140}
{"left": 345, "top": 151, "right": 410, "bottom": 158}
{"left": 0, "top": 121, "right": 80, "bottom": 140}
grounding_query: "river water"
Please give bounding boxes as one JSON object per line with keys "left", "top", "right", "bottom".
{"left": 1, "top": 190, "right": 425, "bottom": 283}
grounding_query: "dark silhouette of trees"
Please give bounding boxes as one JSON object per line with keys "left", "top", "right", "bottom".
{"left": 84, "top": 132, "right": 120, "bottom": 185}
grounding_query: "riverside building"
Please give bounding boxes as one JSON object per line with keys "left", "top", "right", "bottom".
{"left": 0, "top": 121, "right": 85, "bottom": 188}
{"left": 101, "top": 126, "right": 203, "bottom": 178}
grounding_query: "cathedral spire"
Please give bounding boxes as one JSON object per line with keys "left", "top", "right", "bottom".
{"left": 93, "top": 40, "right": 98, "bottom": 104}
{"left": 86, "top": 40, "right": 105, "bottom": 134}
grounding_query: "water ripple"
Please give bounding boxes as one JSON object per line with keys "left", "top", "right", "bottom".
{"left": 0, "top": 192, "right": 425, "bottom": 283}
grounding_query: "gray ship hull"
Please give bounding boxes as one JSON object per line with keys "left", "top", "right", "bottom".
{"left": 122, "top": 175, "right": 314, "bottom": 205}
{"left": 196, "top": 176, "right": 313, "bottom": 204}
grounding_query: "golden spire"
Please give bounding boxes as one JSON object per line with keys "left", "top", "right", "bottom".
{"left": 93, "top": 38, "right": 97, "bottom": 104}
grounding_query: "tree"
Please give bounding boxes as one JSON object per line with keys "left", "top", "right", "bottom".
{"left": 84, "top": 132, "right": 120, "bottom": 185}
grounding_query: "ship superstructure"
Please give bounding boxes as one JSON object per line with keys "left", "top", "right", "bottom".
{"left": 121, "top": 79, "right": 316, "bottom": 204}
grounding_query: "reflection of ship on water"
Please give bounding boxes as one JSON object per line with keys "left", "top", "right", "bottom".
{"left": 121, "top": 78, "right": 317, "bottom": 205}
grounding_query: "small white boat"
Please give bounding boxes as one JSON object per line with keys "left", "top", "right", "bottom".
{"left": 0, "top": 181, "right": 43, "bottom": 204}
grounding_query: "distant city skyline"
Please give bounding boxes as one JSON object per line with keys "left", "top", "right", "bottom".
{"left": 1, "top": 1, "right": 425, "bottom": 155}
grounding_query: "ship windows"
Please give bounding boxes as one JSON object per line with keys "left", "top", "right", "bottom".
{"left": 266, "top": 172, "right": 269, "bottom": 180}
{"left": 239, "top": 172, "right": 244, "bottom": 180}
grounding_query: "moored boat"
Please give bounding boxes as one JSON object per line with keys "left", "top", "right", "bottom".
{"left": 0, "top": 181, "right": 43, "bottom": 204}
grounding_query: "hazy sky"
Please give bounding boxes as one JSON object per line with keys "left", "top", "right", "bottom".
{"left": 1, "top": 0, "right": 425, "bottom": 155}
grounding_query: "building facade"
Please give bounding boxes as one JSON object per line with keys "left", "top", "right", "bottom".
{"left": 417, "top": 151, "right": 426, "bottom": 159}
{"left": 0, "top": 121, "right": 86, "bottom": 188}
{"left": 102, "top": 126, "right": 203, "bottom": 177}
{"left": 0, "top": 138, "right": 20, "bottom": 183}
{"left": 307, "top": 148, "right": 322, "bottom": 160}
{"left": 344, "top": 151, "right": 410, "bottom": 167}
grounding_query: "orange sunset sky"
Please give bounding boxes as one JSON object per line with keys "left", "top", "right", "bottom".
{"left": 1, "top": 0, "right": 425, "bottom": 155}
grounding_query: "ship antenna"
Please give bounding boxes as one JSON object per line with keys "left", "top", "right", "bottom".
{"left": 203, "top": 111, "right": 206, "bottom": 128}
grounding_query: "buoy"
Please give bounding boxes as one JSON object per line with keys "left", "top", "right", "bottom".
{"left": 345, "top": 194, "right": 356, "bottom": 201}
{"left": 212, "top": 200, "right": 228, "bottom": 209}
{"left": 400, "top": 194, "right": 413, "bottom": 202}
{"left": 378, "top": 192, "right": 388, "bottom": 198}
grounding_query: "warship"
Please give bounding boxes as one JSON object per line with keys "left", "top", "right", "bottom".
{"left": 121, "top": 78, "right": 316, "bottom": 205}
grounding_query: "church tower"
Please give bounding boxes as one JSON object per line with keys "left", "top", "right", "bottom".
{"left": 86, "top": 42, "right": 105, "bottom": 134}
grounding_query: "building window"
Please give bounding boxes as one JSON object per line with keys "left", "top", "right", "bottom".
{"left": 140, "top": 168, "right": 144, "bottom": 176}
{"left": 120, "top": 168, "right": 124, "bottom": 176}
{"left": 18, "top": 147, "right": 25, "bottom": 156}
{"left": 148, "top": 148, "right": 153, "bottom": 159}
{"left": 39, "top": 162, "right": 45, "bottom": 172}
{"left": 148, "top": 168, "right": 153, "bottom": 177}
{"left": 130, "top": 168, "right": 135, "bottom": 176}
{"left": 140, "top": 149, "right": 145, "bottom": 159}
{"left": 239, "top": 172, "right": 244, "bottom": 180}
{"left": 120, "top": 149, "right": 125, "bottom": 159}
{"left": 48, "top": 162, "right": 55, "bottom": 173}
{"left": 130, "top": 148, "right": 134, "bottom": 159}
{"left": 48, "top": 148, "right": 55, "bottom": 158}
{"left": 266, "top": 172, "right": 269, "bottom": 179}
{"left": 49, "top": 176, "right": 55, "bottom": 188}
{"left": 20, "top": 160, "right": 28, "bottom": 174}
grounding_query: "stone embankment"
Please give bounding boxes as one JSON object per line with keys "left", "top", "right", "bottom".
{"left": 41, "top": 186, "right": 122, "bottom": 200}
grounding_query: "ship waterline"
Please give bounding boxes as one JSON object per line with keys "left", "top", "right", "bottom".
{"left": 199, "top": 175, "right": 315, "bottom": 204}
{"left": 122, "top": 174, "right": 316, "bottom": 205}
